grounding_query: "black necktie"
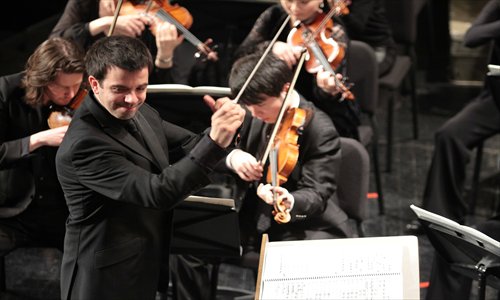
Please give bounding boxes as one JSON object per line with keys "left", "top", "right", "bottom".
{"left": 125, "top": 118, "right": 147, "bottom": 149}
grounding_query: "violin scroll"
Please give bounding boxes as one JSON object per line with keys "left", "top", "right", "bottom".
{"left": 273, "top": 197, "right": 291, "bottom": 224}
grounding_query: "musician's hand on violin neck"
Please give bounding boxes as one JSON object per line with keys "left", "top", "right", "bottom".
{"left": 202, "top": 38, "right": 219, "bottom": 62}
{"left": 316, "top": 69, "right": 343, "bottom": 95}
{"left": 257, "top": 184, "right": 295, "bottom": 209}
{"left": 205, "top": 97, "right": 245, "bottom": 148}
{"left": 227, "top": 149, "right": 263, "bottom": 181}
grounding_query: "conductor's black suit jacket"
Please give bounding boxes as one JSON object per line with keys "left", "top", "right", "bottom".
{"left": 56, "top": 92, "right": 226, "bottom": 300}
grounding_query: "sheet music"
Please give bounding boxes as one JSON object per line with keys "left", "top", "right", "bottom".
{"left": 488, "top": 64, "right": 500, "bottom": 76}
{"left": 411, "top": 204, "right": 500, "bottom": 255}
{"left": 184, "top": 195, "right": 235, "bottom": 208}
{"left": 258, "top": 236, "right": 418, "bottom": 299}
{"left": 147, "top": 84, "right": 231, "bottom": 96}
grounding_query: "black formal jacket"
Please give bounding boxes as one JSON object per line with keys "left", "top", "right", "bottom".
{"left": 230, "top": 98, "right": 351, "bottom": 247}
{"left": 0, "top": 72, "right": 67, "bottom": 226}
{"left": 56, "top": 92, "right": 226, "bottom": 300}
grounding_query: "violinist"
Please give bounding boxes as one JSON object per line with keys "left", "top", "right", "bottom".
{"left": 50, "top": 0, "right": 208, "bottom": 85}
{"left": 234, "top": 0, "right": 361, "bottom": 140}
{"left": 0, "top": 37, "right": 84, "bottom": 258}
{"left": 210, "top": 52, "right": 353, "bottom": 255}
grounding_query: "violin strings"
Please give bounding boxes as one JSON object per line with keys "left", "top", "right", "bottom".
{"left": 155, "top": 9, "right": 202, "bottom": 47}
{"left": 260, "top": 51, "right": 307, "bottom": 166}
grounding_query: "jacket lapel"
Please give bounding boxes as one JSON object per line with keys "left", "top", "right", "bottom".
{"left": 135, "top": 112, "right": 169, "bottom": 169}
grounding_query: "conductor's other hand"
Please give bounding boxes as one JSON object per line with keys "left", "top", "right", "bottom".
{"left": 204, "top": 95, "right": 245, "bottom": 148}
{"left": 227, "top": 149, "right": 263, "bottom": 181}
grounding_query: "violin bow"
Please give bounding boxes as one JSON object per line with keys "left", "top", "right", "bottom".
{"left": 233, "top": 15, "right": 291, "bottom": 104}
{"left": 260, "top": 50, "right": 307, "bottom": 166}
{"left": 108, "top": 0, "right": 124, "bottom": 36}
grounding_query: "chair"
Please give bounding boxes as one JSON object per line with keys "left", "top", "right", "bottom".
{"left": 346, "top": 39, "right": 385, "bottom": 215}
{"left": 381, "top": 0, "right": 427, "bottom": 172}
{"left": 338, "top": 137, "right": 370, "bottom": 237}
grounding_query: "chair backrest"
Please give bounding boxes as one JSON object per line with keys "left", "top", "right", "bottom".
{"left": 337, "top": 137, "right": 370, "bottom": 223}
{"left": 384, "top": 0, "right": 426, "bottom": 46}
{"left": 346, "top": 40, "right": 379, "bottom": 115}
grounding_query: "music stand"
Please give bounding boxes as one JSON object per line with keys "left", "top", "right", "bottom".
{"left": 171, "top": 195, "right": 240, "bottom": 258}
{"left": 411, "top": 205, "right": 500, "bottom": 300}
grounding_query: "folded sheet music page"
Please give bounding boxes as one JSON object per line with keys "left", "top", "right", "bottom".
{"left": 257, "top": 236, "right": 419, "bottom": 300}
{"left": 147, "top": 84, "right": 231, "bottom": 96}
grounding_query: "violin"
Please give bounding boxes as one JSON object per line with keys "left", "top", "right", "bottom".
{"left": 287, "top": 0, "right": 354, "bottom": 101}
{"left": 260, "top": 51, "right": 309, "bottom": 224}
{"left": 47, "top": 88, "right": 88, "bottom": 129}
{"left": 268, "top": 107, "right": 307, "bottom": 224}
{"left": 119, "top": 0, "right": 218, "bottom": 61}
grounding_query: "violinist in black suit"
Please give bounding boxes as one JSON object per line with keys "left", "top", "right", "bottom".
{"left": 55, "top": 35, "right": 244, "bottom": 300}
{"left": 0, "top": 37, "right": 85, "bottom": 258}
{"left": 207, "top": 52, "right": 353, "bottom": 255}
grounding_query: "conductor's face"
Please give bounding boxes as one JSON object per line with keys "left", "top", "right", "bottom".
{"left": 89, "top": 66, "right": 149, "bottom": 120}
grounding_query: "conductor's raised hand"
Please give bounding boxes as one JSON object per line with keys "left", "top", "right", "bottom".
{"left": 204, "top": 95, "right": 245, "bottom": 148}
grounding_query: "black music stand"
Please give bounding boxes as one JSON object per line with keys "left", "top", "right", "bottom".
{"left": 148, "top": 85, "right": 241, "bottom": 255}
{"left": 171, "top": 195, "right": 240, "bottom": 258}
{"left": 411, "top": 205, "right": 500, "bottom": 300}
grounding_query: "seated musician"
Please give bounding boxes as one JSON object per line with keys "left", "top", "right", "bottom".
{"left": 0, "top": 37, "right": 85, "bottom": 259}
{"left": 50, "top": 0, "right": 218, "bottom": 85}
{"left": 206, "top": 52, "right": 353, "bottom": 257}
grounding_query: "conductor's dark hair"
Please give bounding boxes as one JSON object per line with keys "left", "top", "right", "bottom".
{"left": 85, "top": 35, "right": 153, "bottom": 83}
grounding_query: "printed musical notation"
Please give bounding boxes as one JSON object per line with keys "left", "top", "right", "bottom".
{"left": 257, "top": 236, "right": 419, "bottom": 300}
